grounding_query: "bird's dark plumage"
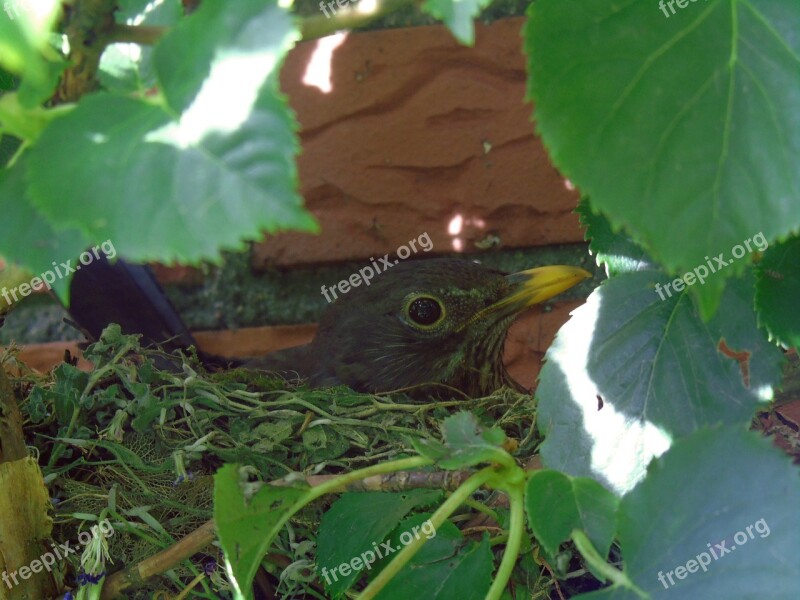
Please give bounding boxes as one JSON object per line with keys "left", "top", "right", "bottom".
{"left": 247, "top": 258, "right": 589, "bottom": 396}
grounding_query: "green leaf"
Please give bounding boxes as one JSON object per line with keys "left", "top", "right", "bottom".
{"left": 29, "top": 0, "right": 317, "bottom": 264}
{"left": 153, "top": 0, "right": 290, "bottom": 115}
{"left": 0, "top": 92, "right": 73, "bottom": 143}
{"left": 755, "top": 236, "right": 800, "bottom": 350}
{"left": 98, "top": 0, "right": 183, "bottom": 94}
{"left": 525, "top": 470, "right": 618, "bottom": 561}
{"left": 536, "top": 270, "right": 783, "bottom": 493}
{"left": 81, "top": 324, "right": 142, "bottom": 367}
{"left": 28, "top": 90, "right": 315, "bottom": 263}
{"left": 577, "top": 198, "right": 655, "bottom": 277}
{"left": 316, "top": 490, "right": 442, "bottom": 596}
{"left": 37, "top": 363, "right": 89, "bottom": 426}
{"left": 214, "top": 464, "right": 308, "bottom": 600}
{"left": 0, "top": 0, "right": 65, "bottom": 107}
{"left": 374, "top": 515, "right": 493, "bottom": 600}
{"left": 24, "top": 388, "right": 49, "bottom": 423}
{"left": 421, "top": 0, "right": 491, "bottom": 45}
{"left": 0, "top": 156, "right": 88, "bottom": 302}
{"left": 574, "top": 427, "right": 800, "bottom": 599}
{"left": 525, "top": 0, "right": 800, "bottom": 317}
{"left": 412, "top": 411, "right": 507, "bottom": 470}
{"left": 0, "top": 133, "right": 21, "bottom": 169}
{"left": 0, "top": 68, "right": 17, "bottom": 91}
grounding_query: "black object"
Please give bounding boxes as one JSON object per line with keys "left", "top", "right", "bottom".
{"left": 64, "top": 255, "right": 243, "bottom": 371}
{"left": 67, "top": 255, "right": 197, "bottom": 354}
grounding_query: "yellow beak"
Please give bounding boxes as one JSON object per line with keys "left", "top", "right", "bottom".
{"left": 459, "top": 265, "right": 591, "bottom": 331}
{"left": 497, "top": 265, "right": 592, "bottom": 312}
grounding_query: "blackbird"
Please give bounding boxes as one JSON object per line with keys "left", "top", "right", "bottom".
{"left": 246, "top": 259, "right": 590, "bottom": 396}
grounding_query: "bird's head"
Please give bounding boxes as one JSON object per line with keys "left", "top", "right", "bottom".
{"left": 308, "top": 258, "right": 590, "bottom": 396}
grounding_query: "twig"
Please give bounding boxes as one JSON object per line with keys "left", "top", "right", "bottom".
{"left": 99, "top": 520, "right": 216, "bottom": 599}
{"left": 296, "top": 467, "right": 473, "bottom": 492}
{"left": 104, "top": 24, "right": 167, "bottom": 46}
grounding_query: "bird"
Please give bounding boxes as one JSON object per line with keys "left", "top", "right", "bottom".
{"left": 245, "top": 259, "right": 590, "bottom": 396}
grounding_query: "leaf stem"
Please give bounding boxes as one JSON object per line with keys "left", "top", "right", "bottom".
{"left": 484, "top": 480, "right": 525, "bottom": 600}
{"left": 355, "top": 466, "right": 497, "bottom": 600}
{"left": 104, "top": 24, "right": 167, "bottom": 46}
{"left": 571, "top": 529, "right": 648, "bottom": 598}
{"left": 462, "top": 496, "right": 501, "bottom": 524}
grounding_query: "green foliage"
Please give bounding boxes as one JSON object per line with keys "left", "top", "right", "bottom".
{"left": 98, "top": 0, "right": 183, "bottom": 94}
{"left": 411, "top": 410, "right": 509, "bottom": 469}
{"left": 0, "top": 0, "right": 318, "bottom": 288}
{"left": 28, "top": 0, "right": 317, "bottom": 264}
{"left": 214, "top": 412, "right": 530, "bottom": 600}
{"left": 0, "top": 154, "right": 87, "bottom": 283}
{"left": 421, "top": 0, "right": 492, "bottom": 44}
{"left": 316, "top": 491, "right": 442, "bottom": 596}
{"left": 536, "top": 262, "right": 783, "bottom": 492}
{"left": 0, "top": 0, "right": 64, "bottom": 106}
{"left": 755, "top": 237, "right": 800, "bottom": 350}
{"left": 576, "top": 199, "right": 655, "bottom": 277}
{"left": 375, "top": 516, "right": 494, "bottom": 600}
{"left": 573, "top": 427, "right": 800, "bottom": 599}
{"left": 525, "top": 471, "right": 617, "bottom": 561}
{"left": 214, "top": 464, "right": 308, "bottom": 600}
{"left": 525, "top": 0, "right": 800, "bottom": 317}
{"left": 3, "top": 1, "right": 800, "bottom": 599}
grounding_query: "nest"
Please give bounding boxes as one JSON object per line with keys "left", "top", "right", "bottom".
{"left": 3, "top": 325, "right": 539, "bottom": 598}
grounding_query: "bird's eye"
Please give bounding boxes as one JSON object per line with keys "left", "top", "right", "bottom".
{"left": 407, "top": 296, "right": 444, "bottom": 327}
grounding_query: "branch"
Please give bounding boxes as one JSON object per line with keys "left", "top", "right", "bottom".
{"left": 299, "top": 466, "right": 473, "bottom": 492}
{"left": 98, "top": 520, "right": 216, "bottom": 600}
{"left": 54, "top": 0, "right": 119, "bottom": 103}
{"left": 104, "top": 24, "right": 167, "bottom": 46}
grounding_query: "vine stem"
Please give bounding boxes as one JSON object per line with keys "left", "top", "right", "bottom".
{"left": 571, "top": 530, "right": 648, "bottom": 599}
{"left": 484, "top": 479, "right": 525, "bottom": 600}
{"left": 356, "top": 466, "right": 497, "bottom": 600}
